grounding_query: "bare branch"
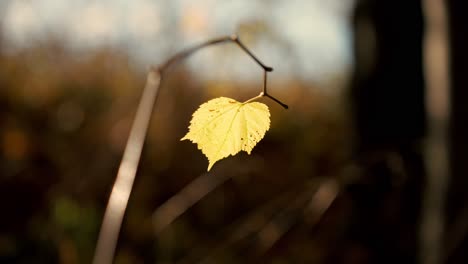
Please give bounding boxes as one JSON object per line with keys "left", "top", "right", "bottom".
{"left": 93, "top": 69, "right": 161, "bottom": 264}
{"left": 92, "top": 34, "right": 288, "bottom": 264}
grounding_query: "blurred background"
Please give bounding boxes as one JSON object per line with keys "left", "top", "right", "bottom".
{"left": 1, "top": 0, "right": 467, "bottom": 263}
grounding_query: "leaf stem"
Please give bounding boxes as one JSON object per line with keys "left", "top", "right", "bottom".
{"left": 243, "top": 92, "right": 265, "bottom": 104}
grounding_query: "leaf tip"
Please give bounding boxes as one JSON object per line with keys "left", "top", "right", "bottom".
{"left": 180, "top": 134, "right": 189, "bottom": 141}
{"left": 207, "top": 163, "right": 213, "bottom": 171}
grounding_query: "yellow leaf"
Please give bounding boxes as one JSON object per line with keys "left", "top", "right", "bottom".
{"left": 181, "top": 97, "right": 270, "bottom": 171}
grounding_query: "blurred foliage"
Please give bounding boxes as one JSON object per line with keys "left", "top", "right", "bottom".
{"left": 0, "top": 40, "right": 352, "bottom": 263}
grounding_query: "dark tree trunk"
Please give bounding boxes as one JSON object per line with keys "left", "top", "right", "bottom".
{"left": 344, "top": 0, "right": 426, "bottom": 263}
{"left": 446, "top": 1, "right": 468, "bottom": 262}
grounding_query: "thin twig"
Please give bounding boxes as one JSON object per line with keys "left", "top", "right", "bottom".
{"left": 180, "top": 162, "right": 355, "bottom": 263}
{"left": 189, "top": 188, "right": 300, "bottom": 264}
{"left": 92, "top": 34, "right": 288, "bottom": 264}
{"left": 253, "top": 179, "right": 338, "bottom": 257}
{"left": 190, "top": 179, "right": 338, "bottom": 263}
{"left": 158, "top": 36, "right": 233, "bottom": 73}
{"left": 262, "top": 71, "right": 289, "bottom": 109}
{"left": 232, "top": 36, "right": 273, "bottom": 72}
{"left": 265, "top": 93, "right": 289, "bottom": 109}
{"left": 263, "top": 70, "right": 268, "bottom": 94}
{"left": 242, "top": 73, "right": 288, "bottom": 108}
{"left": 159, "top": 34, "right": 271, "bottom": 73}
{"left": 152, "top": 172, "right": 232, "bottom": 234}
